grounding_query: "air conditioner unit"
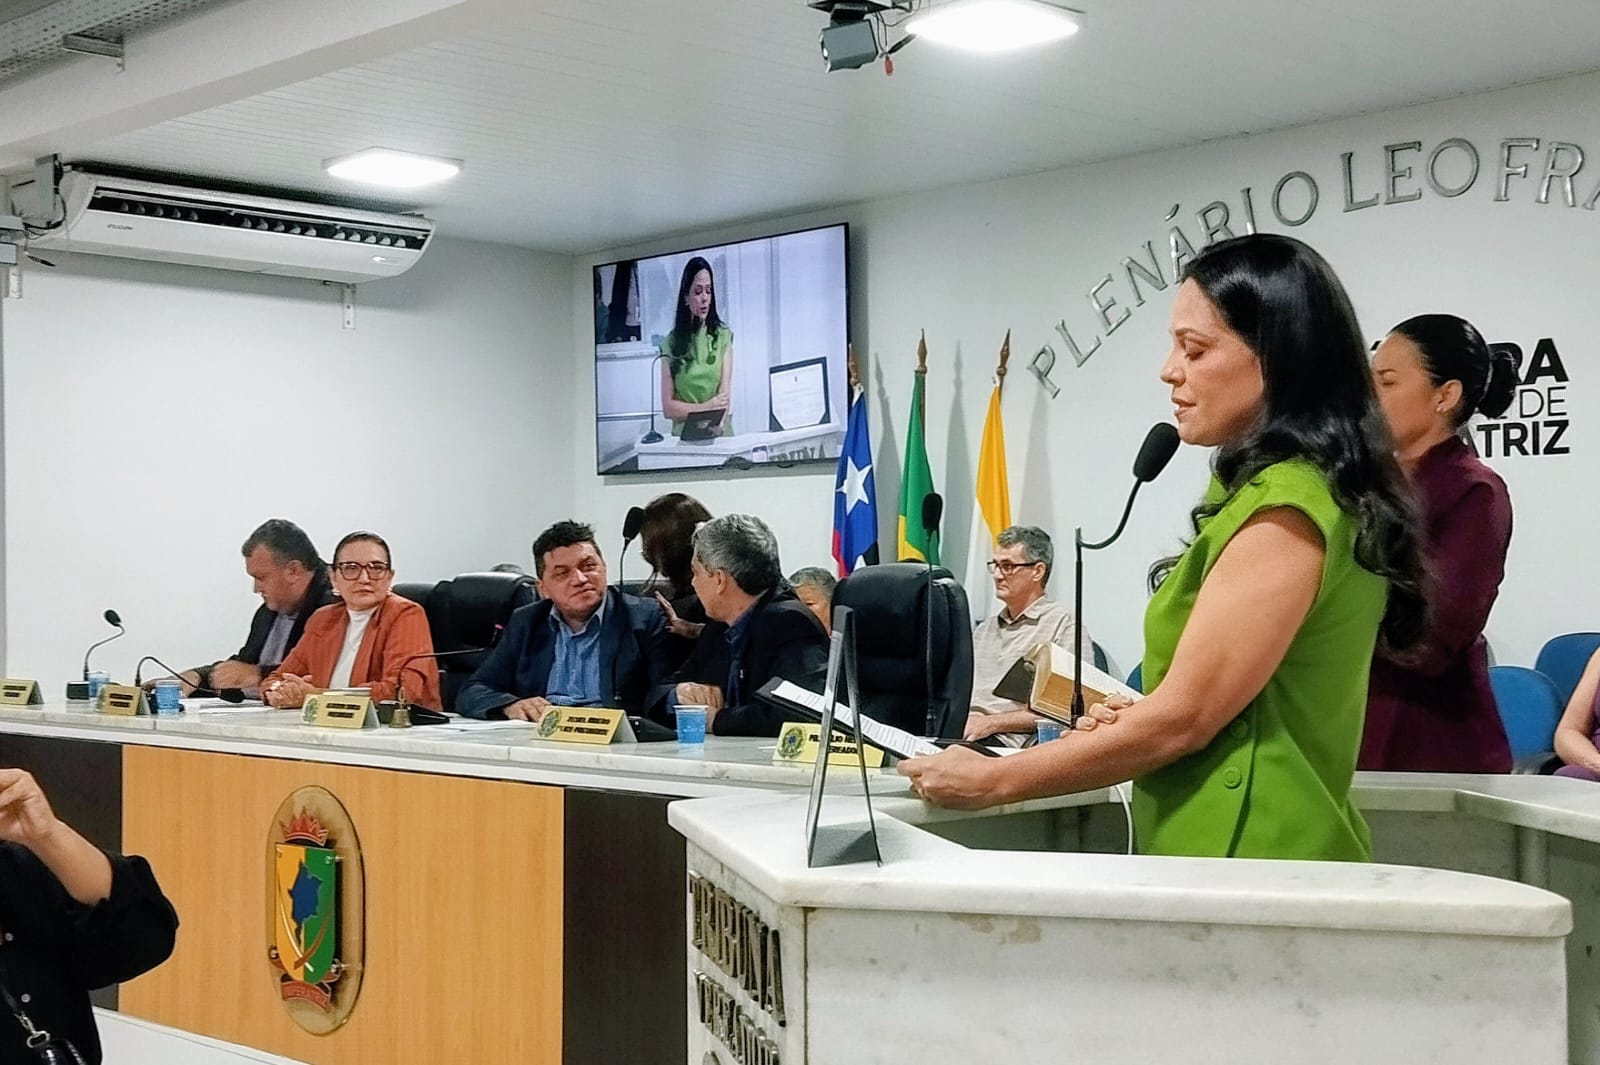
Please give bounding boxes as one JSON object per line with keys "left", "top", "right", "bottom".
{"left": 28, "top": 170, "right": 435, "bottom": 283}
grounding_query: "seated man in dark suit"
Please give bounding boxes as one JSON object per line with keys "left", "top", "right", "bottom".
{"left": 456, "top": 521, "right": 668, "bottom": 720}
{"left": 157, "top": 519, "right": 337, "bottom": 698}
{"left": 648, "top": 514, "right": 829, "bottom": 737}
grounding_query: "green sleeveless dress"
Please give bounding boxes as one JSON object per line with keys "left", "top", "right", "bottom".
{"left": 662, "top": 325, "right": 733, "bottom": 437}
{"left": 1135, "top": 459, "right": 1386, "bottom": 860}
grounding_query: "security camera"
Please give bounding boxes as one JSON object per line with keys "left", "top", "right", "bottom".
{"left": 809, "top": 0, "right": 902, "bottom": 71}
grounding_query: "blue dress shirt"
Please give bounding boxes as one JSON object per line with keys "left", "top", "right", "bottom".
{"left": 546, "top": 603, "right": 605, "bottom": 706}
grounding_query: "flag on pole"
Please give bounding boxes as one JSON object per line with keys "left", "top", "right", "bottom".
{"left": 832, "top": 358, "right": 879, "bottom": 576}
{"left": 897, "top": 331, "right": 940, "bottom": 564}
{"left": 974, "top": 330, "right": 1013, "bottom": 547}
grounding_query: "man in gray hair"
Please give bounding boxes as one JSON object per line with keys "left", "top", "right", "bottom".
{"left": 787, "top": 566, "right": 836, "bottom": 632}
{"left": 647, "top": 514, "right": 829, "bottom": 737}
{"left": 964, "top": 525, "right": 1090, "bottom": 745}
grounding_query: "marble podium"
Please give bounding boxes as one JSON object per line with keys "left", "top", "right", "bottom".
{"left": 669, "top": 775, "right": 1600, "bottom": 1065}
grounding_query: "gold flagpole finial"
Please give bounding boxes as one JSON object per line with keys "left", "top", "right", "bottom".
{"left": 916, "top": 330, "right": 928, "bottom": 375}
{"left": 997, "top": 329, "right": 1011, "bottom": 380}
{"left": 847, "top": 345, "right": 861, "bottom": 391}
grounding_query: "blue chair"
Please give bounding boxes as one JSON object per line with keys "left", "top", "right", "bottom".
{"left": 1489, "top": 665, "right": 1564, "bottom": 772}
{"left": 1127, "top": 663, "right": 1143, "bottom": 694}
{"left": 1535, "top": 633, "right": 1600, "bottom": 708}
{"left": 1091, "top": 640, "right": 1109, "bottom": 674}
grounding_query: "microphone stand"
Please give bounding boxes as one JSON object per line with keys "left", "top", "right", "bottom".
{"left": 1071, "top": 480, "right": 1149, "bottom": 722}
{"left": 385, "top": 647, "right": 488, "bottom": 727}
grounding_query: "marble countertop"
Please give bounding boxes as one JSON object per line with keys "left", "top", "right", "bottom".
{"left": 670, "top": 790, "right": 1573, "bottom": 939}
{"left": 0, "top": 702, "right": 879, "bottom": 798}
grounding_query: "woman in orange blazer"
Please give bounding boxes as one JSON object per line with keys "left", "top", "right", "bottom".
{"left": 262, "top": 531, "right": 442, "bottom": 710}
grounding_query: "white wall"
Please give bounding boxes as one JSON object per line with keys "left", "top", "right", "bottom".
{"left": 573, "top": 70, "right": 1600, "bottom": 670}
{"left": 3, "top": 236, "right": 574, "bottom": 693}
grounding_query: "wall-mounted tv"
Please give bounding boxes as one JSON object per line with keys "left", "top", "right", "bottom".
{"left": 593, "top": 223, "right": 850, "bottom": 475}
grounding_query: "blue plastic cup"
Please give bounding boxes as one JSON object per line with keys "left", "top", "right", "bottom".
{"left": 675, "top": 705, "right": 708, "bottom": 744}
{"left": 153, "top": 679, "right": 183, "bottom": 714}
{"left": 1035, "top": 718, "right": 1065, "bottom": 744}
{"left": 86, "top": 670, "right": 110, "bottom": 700}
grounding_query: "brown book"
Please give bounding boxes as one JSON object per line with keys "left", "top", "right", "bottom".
{"left": 1024, "top": 641, "right": 1141, "bottom": 724}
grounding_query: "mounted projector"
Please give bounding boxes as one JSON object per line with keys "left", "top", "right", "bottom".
{"left": 28, "top": 170, "right": 435, "bottom": 283}
{"left": 810, "top": 0, "right": 905, "bottom": 71}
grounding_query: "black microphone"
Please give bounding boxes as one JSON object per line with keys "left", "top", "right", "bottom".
{"left": 618, "top": 506, "right": 645, "bottom": 592}
{"left": 382, "top": 636, "right": 502, "bottom": 725}
{"left": 920, "top": 492, "right": 944, "bottom": 737}
{"left": 1072, "top": 424, "right": 1180, "bottom": 721}
{"left": 81, "top": 609, "right": 125, "bottom": 679}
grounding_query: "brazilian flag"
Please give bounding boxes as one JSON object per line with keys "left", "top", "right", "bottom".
{"left": 275, "top": 843, "right": 338, "bottom": 985}
{"left": 896, "top": 366, "right": 939, "bottom": 564}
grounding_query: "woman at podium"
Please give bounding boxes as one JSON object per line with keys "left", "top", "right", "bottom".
{"left": 901, "top": 234, "right": 1427, "bottom": 861}
{"left": 658, "top": 256, "right": 734, "bottom": 438}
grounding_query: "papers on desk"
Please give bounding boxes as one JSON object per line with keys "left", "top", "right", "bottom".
{"left": 764, "top": 680, "right": 944, "bottom": 760}
{"left": 186, "top": 699, "right": 266, "bottom": 714}
{"left": 423, "top": 719, "right": 538, "bottom": 733}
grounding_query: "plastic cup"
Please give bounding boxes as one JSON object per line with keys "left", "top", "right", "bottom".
{"left": 675, "top": 704, "right": 709, "bottom": 744}
{"left": 1035, "top": 718, "right": 1065, "bottom": 744}
{"left": 153, "top": 679, "right": 183, "bottom": 714}
{"left": 87, "top": 670, "right": 110, "bottom": 699}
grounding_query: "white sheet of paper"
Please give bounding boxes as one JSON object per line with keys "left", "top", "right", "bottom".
{"left": 769, "top": 680, "right": 944, "bottom": 758}
{"left": 768, "top": 363, "right": 828, "bottom": 430}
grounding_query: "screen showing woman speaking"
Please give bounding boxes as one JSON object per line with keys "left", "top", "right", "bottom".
{"left": 593, "top": 223, "right": 849, "bottom": 475}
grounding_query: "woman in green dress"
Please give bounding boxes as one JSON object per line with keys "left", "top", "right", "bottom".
{"left": 900, "top": 234, "right": 1427, "bottom": 861}
{"left": 660, "top": 255, "right": 734, "bottom": 436}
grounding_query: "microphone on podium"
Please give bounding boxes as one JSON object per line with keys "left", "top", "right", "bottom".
{"left": 66, "top": 609, "right": 125, "bottom": 699}
{"left": 920, "top": 492, "right": 944, "bottom": 737}
{"left": 1071, "top": 423, "right": 1180, "bottom": 721}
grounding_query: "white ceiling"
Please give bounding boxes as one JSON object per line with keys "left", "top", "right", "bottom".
{"left": 13, "top": 0, "right": 1600, "bottom": 253}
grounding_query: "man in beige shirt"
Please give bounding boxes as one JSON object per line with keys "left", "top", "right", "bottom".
{"left": 964, "top": 525, "right": 1090, "bottom": 744}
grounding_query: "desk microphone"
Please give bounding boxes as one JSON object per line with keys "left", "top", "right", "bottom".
{"left": 618, "top": 506, "right": 645, "bottom": 592}
{"left": 130, "top": 654, "right": 244, "bottom": 702}
{"left": 66, "top": 609, "right": 125, "bottom": 699}
{"left": 83, "top": 609, "right": 124, "bottom": 679}
{"left": 384, "top": 629, "right": 503, "bottom": 726}
{"left": 921, "top": 492, "right": 944, "bottom": 737}
{"left": 1072, "top": 423, "right": 1180, "bottom": 721}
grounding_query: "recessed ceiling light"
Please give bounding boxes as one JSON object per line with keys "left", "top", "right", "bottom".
{"left": 907, "top": 0, "right": 1080, "bottom": 54}
{"left": 323, "top": 148, "right": 462, "bottom": 190}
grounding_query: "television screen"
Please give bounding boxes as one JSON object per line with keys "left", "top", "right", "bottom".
{"left": 593, "top": 223, "right": 849, "bottom": 474}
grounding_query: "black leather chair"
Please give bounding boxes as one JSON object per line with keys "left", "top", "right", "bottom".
{"left": 393, "top": 571, "right": 536, "bottom": 711}
{"left": 832, "top": 562, "right": 974, "bottom": 739}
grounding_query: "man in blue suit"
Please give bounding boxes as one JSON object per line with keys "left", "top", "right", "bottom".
{"left": 456, "top": 521, "right": 668, "bottom": 720}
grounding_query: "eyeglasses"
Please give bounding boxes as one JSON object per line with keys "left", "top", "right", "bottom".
{"left": 334, "top": 561, "right": 391, "bottom": 580}
{"left": 986, "top": 559, "right": 1043, "bottom": 576}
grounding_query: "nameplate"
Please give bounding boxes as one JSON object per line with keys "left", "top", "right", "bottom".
{"left": 98, "top": 684, "right": 149, "bottom": 716}
{"left": 303, "top": 692, "right": 376, "bottom": 730}
{"left": 0, "top": 679, "right": 42, "bottom": 706}
{"left": 773, "top": 722, "right": 884, "bottom": 768}
{"left": 533, "top": 706, "right": 636, "bottom": 744}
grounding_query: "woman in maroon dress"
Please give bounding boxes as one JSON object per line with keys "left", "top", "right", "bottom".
{"left": 1361, "top": 314, "right": 1517, "bottom": 772}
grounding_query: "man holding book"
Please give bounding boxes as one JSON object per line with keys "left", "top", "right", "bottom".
{"left": 963, "top": 526, "right": 1091, "bottom": 746}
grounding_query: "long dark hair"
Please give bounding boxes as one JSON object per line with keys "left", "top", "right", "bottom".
{"left": 1389, "top": 313, "right": 1517, "bottom": 428}
{"left": 667, "top": 256, "right": 723, "bottom": 374}
{"left": 1152, "top": 234, "right": 1427, "bottom": 654}
{"left": 640, "top": 492, "right": 712, "bottom": 599}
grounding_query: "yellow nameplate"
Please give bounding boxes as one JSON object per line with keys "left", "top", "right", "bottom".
{"left": 773, "top": 722, "right": 885, "bottom": 768}
{"left": 303, "top": 692, "right": 376, "bottom": 729}
{"left": 98, "top": 684, "right": 149, "bottom": 716}
{"left": 0, "top": 679, "right": 42, "bottom": 706}
{"left": 533, "top": 706, "right": 636, "bottom": 745}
